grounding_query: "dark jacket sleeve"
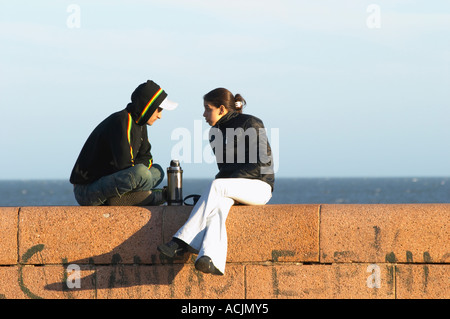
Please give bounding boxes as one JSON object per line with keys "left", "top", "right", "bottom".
{"left": 107, "top": 118, "right": 134, "bottom": 171}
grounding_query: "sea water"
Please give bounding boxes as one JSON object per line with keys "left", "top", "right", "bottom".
{"left": 0, "top": 177, "right": 449, "bottom": 207}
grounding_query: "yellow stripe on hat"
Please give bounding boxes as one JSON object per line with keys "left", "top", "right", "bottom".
{"left": 137, "top": 88, "right": 163, "bottom": 124}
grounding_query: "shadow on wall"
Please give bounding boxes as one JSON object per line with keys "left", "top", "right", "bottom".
{"left": 39, "top": 211, "right": 192, "bottom": 292}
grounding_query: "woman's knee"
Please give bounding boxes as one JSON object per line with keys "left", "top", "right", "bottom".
{"left": 210, "top": 179, "right": 229, "bottom": 197}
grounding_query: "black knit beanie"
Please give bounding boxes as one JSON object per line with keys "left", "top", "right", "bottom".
{"left": 126, "top": 80, "right": 168, "bottom": 126}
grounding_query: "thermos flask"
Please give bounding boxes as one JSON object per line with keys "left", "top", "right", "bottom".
{"left": 167, "top": 159, "right": 183, "bottom": 205}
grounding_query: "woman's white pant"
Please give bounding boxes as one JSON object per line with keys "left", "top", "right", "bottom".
{"left": 174, "top": 178, "right": 272, "bottom": 274}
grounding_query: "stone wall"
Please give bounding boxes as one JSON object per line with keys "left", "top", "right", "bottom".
{"left": 0, "top": 204, "right": 448, "bottom": 299}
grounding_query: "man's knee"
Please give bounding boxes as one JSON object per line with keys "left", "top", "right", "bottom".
{"left": 133, "top": 163, "right": 164, "bottom": 189}
{"left": 133, "top": 164, "right": 152, "bottom": 178}
{"left": 150, "top": 164, "right": 164, "bottom": 185}
{"left": 150, "top": 163, "right": 164, "bottom": 179}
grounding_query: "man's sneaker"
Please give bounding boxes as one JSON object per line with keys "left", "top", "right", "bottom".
{"left": 157, "top": 238, "right": 188, "bottom": 258}
{"left": 195, "top": 256, "right": 223, "bottom": 276}
{"left": 106, "top": 188, "right": 167, "bottom": 206}
{"left": 106, "top": 191, "right": 153, "bottom": 206}
{"left": 146, "top": 188, "right": 167, "bottom": 206}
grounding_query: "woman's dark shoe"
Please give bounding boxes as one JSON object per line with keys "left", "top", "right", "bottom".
{"left": 157, "top": 238, "right": 188, "bottom": 258}
{"left": 195, "top": 256, "right": 223, "bottom": 276}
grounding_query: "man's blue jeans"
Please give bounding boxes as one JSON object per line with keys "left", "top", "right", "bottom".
{"left": 73, "top": 164, "right": 164, "bottom": 206}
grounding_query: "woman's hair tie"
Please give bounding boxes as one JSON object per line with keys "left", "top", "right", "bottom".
{"left": 235, "top": 101, "right": 243, "bottom": 109}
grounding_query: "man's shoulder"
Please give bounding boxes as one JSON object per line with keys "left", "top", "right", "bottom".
{"left": 100, "top": 109, "right": 128, "bottom": 125}
{"left": 109, "top": 109, "right": 128, "bottom": 120}
{"left": 91, "top": 110, "right": 128, "bottom": 134}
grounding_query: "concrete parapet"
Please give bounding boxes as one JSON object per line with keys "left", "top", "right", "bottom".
{"left": 0, "top": 204, "right": 448, "bottom": 299}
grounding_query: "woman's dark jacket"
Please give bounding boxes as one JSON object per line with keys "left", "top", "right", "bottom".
{"left": 210, "top": 111, "right": 275, "bottom": 191}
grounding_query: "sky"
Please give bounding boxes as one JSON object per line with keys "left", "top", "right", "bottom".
{"left": 1, "top": 0, "right": 449, "bottom": 180}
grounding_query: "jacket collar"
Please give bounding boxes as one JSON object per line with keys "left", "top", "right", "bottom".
{"left": 214, "top": 111, "right": 239, "bottom": 128}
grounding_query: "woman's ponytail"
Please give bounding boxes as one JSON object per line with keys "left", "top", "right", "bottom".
{"left": 234, "top": 94, "right": 246, "bottom": 114}
{"left": 204, "top": 88, "right": 247, "bottom": 113}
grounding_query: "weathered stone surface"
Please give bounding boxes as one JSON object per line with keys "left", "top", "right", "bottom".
{"left": 95, "top": 263, "right": 245, "bottom": 299}
{"left": 162, "top": 204, "right": 320, "bottom": 263}
{"left": 162, "top": 205, "right": 193, "bottom": 243}
{"left": 161, "top": 206, "right": 195, "bottom": 264}
{"left": 320, "top": 204, "right": 450, "bottom": 263}
{"left": 0, "top": 267, "right": 25, "bottom": 299}
{"left": 246, "top": 263, "right": 395, "bottom": 299}
{"left": 20, "top": 265, "right": 96, "bottom": 299}
{"left": 0, "top": 204, "right": 447, "bottom": 299}
{"left": 396, "top": 264, "right": 450, "bottom": 299}
{"left": 0, "top": 207, "right": 18, "bottom": 265}
{"left": 18, "top": 206, "right": 163, "bottom": 265}
{"left": 227, "top": 204, "right": 319, "bottom": 263}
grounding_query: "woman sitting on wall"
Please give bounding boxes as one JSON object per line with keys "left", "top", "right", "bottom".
{"left": 158, "top": 87, "right": 275, "bottom": 275}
